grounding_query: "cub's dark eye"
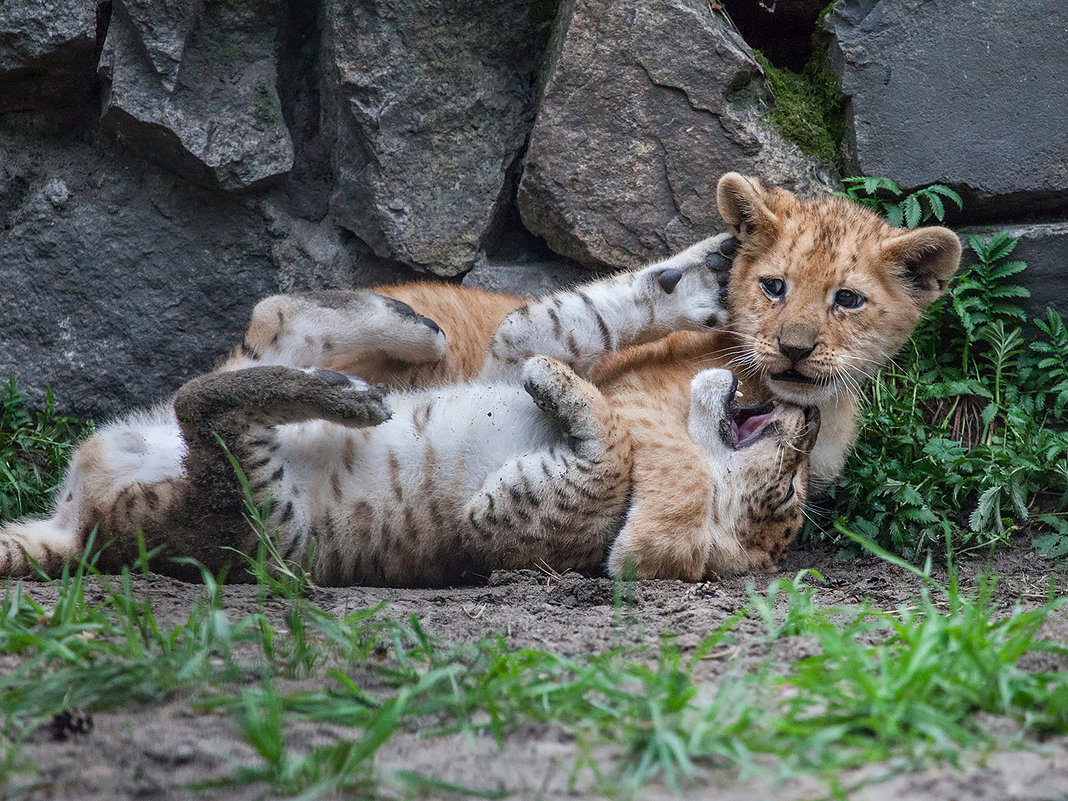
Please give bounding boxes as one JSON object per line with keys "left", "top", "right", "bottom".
{"left": 760, "top": 277, "right": 786, "bottom": 299}
{"left": 834, "top": 289, "right": 865, "bottom": 309}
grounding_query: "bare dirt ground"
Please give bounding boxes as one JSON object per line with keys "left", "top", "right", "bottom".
{"left": 6, "top": 537, "right": 1068, "bottom": 801}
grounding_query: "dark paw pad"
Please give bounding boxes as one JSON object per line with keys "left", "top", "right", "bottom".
{"left": 316, "top": 369, "right": 356, "bottom": 388}
{"left": 705, "top": 251, "right": 731, "bottom": 273}
{"left": 418, "top": 314, "right": 442, "bottom": 335}
{"left": 51, "top": 709, "right": 94, "bottom": 741}
{"left": 657, "top": 268, "right": 683, "bottom": 294}
{"left": 718, "top": 235, "right": 740, "bottom": 257}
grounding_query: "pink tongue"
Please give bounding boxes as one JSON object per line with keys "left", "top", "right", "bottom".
{"left": 737, "top": 406, "right": 782, "bottom": 441}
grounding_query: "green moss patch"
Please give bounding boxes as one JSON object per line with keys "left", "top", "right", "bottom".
{"left": 753, "top": 25, "right": 844, "bottom": 164}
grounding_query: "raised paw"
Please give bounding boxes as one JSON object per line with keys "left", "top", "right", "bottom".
{"left": 297, "top": 367, "right": 392, "bottom": 427}
{"left": 521, "top": 355, "right": 571, "bottom": 418}
{"left": 703, "top": 234, "right": 738, "bottom": 306}
{"left": 375, "top": 294, "right": 447, "bottom": 363}
{"left": 521, "top": 356, "right": 609, "bottom": 451}
{"left": 321, "top": 379, "right": 391, "bottom": 427}
{"left": 639, "top": 233, "right": 736, "bottom": 332}
{"left": 311, "top": 369, "right": 372, "bottom": 391}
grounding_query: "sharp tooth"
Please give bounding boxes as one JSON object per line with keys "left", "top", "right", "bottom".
{"left": 734, "top": 389, "right": 744, "bottom": 400}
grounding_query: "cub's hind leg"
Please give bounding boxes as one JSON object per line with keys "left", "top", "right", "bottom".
{"left": 173, "top": 366, "right": 391, "bottom": 490}
{"left": 165, "top": 366, "right": 393, "bottom": 575}
{"left": 219, "top": 291, "right": 447, "bottom": 376}
{"left": 463, "top": 356, "right": 633, "bottom": 574}
{"left": 0, "top": 367, "right": 392, "bottom": 579}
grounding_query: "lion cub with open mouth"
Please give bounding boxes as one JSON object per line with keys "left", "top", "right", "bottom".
{"left": 0, "top": 239, "right": 817, "bottom": 586}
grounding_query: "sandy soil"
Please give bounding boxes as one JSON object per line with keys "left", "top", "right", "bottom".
{"left": 5, "top": 538, "right": 1068, "bottom": 801}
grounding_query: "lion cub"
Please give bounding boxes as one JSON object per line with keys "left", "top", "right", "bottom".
{"left": 0, "top": 242, "right": 818, "bottom": 585}
{"left": 208, "top": 175, "right": 958, "bottom": 578}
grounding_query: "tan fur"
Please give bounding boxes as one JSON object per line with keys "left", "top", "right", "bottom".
{"left": 345, "top": 175, "right": 960, "bottom": 576}
{"left": 195, "top": 174, "right": 955, "bottom": 580}
{"left": 1, "top": 175, "right": 957, "bottom": 582}
{"left": 224, "top": 283, "right": 525, "bottom": 390}
{"left": 713, "top": 173, "right": 960, "bottom": 482}
{"left": 368, "top": 175, "right": 959, "bottom": 493}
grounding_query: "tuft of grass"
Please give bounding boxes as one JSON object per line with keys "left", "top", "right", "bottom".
{"left": 216, "top": 433, "right": 316, "bottom": 600}
{"left": 2, "top": 537, "right": 1067, "bottom": 798}
{"left": 0, "top": 376, "right": 92, "bottom": 522}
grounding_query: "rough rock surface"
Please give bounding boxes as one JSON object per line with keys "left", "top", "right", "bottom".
{"left": 0, "top": 120, "right": 278, "bottom": 417}
{"left": 518, "top": 0, "right": 835, "bottom": 271}
{"left": 0, "top": 0, "right": 100, "bottom": 112}
{"left": 0, "top": 111, "right": 437, "bottom": 420}
{"left": 961, "top": 222, "right": 1068, "bottom": 322}
{"left": 100, "top": 0, "right": 293, "bottom": 191}
{"left": 324, "top": 0, "right": 552, "bottom": 277}
{"left": 463, "top": 258, "right": 590, "bottom": 299}
{"left": 1, "top": 0, "right": 1065, "bottom": 418}
{"left": 826, "top": 0, "right": 1068, "bottom": 219}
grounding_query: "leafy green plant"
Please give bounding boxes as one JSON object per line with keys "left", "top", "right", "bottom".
{"left": 0, "top": 377, "right": 92, "bottom": 521}
{"left": 838, "top": 176, "right": 963, "bottom": 227}
{"left": 825, "top": 183, "right": 1068, "bottom": 557}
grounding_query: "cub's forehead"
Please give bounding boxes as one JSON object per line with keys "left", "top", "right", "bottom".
{"left": 768, "top": 198, "right": 897, "bottom": 286}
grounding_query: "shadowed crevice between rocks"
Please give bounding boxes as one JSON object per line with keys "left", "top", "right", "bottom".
{"left": 277, "top": 0, "right": 331, "bottom": 222}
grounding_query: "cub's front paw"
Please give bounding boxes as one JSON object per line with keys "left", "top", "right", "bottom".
{"left": 521, "top": 356, "right": 583, "bottom": 421}
{"left": 607, "top": 523, "right": 709, "bottom": 581}
{"left": 641, "top": 233, "right": 737, "bottom": 332}
{"left": 702, "top": 234, "right": 738, "bottom": 308}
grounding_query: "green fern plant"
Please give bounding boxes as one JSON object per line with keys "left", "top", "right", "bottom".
{"left": 1031, "top": 308, "right": 1068, "bottom": 418}
{"left": 825, "top": 183, "right": 1068, "bottom": 558}
{"left": 838, "top": 176, "right": 962, "bottom": 228}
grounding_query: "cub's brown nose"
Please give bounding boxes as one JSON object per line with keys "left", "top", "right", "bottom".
{"left": 777, "top": 319, "right": 818, "bottom": 363}
{"left": 778, "top": 341, "right": 816, "bottom": 362}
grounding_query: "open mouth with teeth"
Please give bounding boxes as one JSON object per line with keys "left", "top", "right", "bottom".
{"left": 721, "top": 375, "right": 786, "bottom": 449}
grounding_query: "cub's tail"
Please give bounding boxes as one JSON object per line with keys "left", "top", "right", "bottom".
{"left": 0, "top": 515, "right": 78, "bottom": 577}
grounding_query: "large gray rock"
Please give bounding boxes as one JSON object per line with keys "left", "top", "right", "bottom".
{"left": 0, "top": 0, "right": 99, "bottom": 111}
{"left": 0, "top": 115, "right": 434, "bottom": 419}
{"left": 324, "top": 0, "right": 551, "bottom": 276}
{"left": 826, "top": 0, "right": 1068, "bottom": 218}
{"left": 0, "top": 120, "right": 280, "bottom": 419}
{"left": 462, "top": 258, "right": 591, "bottom": 298}
{"left": 960, "top": 222, "right": 1068, "bottom": 322}
{"left": 99, "top": 0, "right": 293, "bottom": 191}
{"left": 517, "top": 0, "right": 835, "bottom": 271}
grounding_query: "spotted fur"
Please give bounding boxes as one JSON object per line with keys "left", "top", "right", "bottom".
{"left": 1, "top": 240, "right": 813, "bottom": 584}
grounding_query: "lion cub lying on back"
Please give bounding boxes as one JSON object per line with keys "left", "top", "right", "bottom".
{"left": 0, "top": 241, "right": 818, "bottom": 585}
{"left": 225, "top": 173, "right": 959, "bottom": 578}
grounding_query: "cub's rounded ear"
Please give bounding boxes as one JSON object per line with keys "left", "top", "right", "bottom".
{"left": 882, "top": 226, "right": 962, "bottom": 309}
{"left": 716, "top": 172, "right": 779, "bottom": 240}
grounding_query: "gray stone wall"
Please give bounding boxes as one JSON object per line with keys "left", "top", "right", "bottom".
{"left": 0, "top": 0, "right": 1063, "bottom": 418}
{"left": 826, "top": 0, "right": 1067, "bottom": 322}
